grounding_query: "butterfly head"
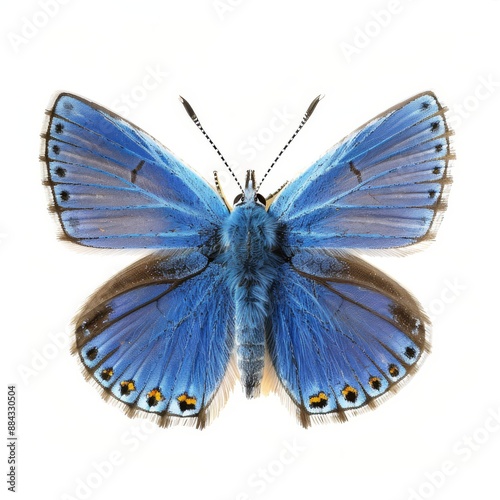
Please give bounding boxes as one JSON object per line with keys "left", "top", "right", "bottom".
{"left": 233, "top": 170, "right": 266, "bottom": 208}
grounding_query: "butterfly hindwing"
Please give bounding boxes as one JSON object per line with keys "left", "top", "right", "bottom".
{"left": 74, "top": 251, "right": 235, "bottom": 428}
{"left": 269, "top": 92, "right": 452, "bottom": 250}
{"left": 42, "top": 93, "right": 228, "bottom": 249}
{"left": 266, "top": 250, "right": 428, "bottom": 426}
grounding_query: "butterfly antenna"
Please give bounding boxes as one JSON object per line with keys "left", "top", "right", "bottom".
{"left": 179, "top": 96, "right": 244, "bottom": 193}
{"left": 256, "top": 94, "right": 323, "bottom": 192}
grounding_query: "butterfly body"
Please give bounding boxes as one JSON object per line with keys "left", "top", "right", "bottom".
{"left": 217, "top": 171, "right": 283, "bottom": 397}
{"left": 42, "top": 91, "right": 452, "bottom": 428}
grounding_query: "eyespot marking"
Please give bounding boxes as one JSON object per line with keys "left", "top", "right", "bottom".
{"left": 147, "top": 388, "right": 164, "bottom": 407}
{"left": 369, "top": 376, "right": 382, "bottom": 391}
{"left": 405, "top": 346, "right": 417, "bottom": 359}
{"left": 101, "top": 368, "right": 113, "bottom": 381}
{"left": 120, "top": 380, "right": 136, "bottom": 396}
{"left": 342, "top": 385, "right": 358, "bottom": 403}
{"left": 177, "top": 393, "right": 197, "bottom": 412}
{"left": 86, "top": 347, "right": 98, "bottom": 360}
{"left": 308, "top": 392, "right": 328, "bottom": 409}
{"left": 388, "top": 364, "right": 399, "bottom": 378}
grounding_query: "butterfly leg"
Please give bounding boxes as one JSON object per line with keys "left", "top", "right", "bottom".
{"left": 265, "top": 181, "right": 288, "bottom": 208}
{"left": 214, "top": 171, "right": 232, "bottom": 211}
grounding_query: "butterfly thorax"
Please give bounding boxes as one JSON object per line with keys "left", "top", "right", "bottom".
{"left": 217, "top": 178, "right": 283, "bottom": 398}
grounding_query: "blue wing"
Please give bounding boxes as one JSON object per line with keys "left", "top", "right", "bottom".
{"left": 42, "top": 93, "right": 227, "bottom": 249}
{"left": 74, "top": 251, "right": 235, "bottom": 428}
{"left": 266, "top": 250, "right": 428, "bottom": 427}
{"left": 269, "top": 92, "right": 452, "bottom": 250}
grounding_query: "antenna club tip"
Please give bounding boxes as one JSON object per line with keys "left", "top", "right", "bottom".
{"left": 179, "top": 96, "right": 197, "bottom": 120}
{"left": 306, "top": 94, "right": 324, "bottom": 117}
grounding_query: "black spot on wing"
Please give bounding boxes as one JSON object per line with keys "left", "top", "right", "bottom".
{"left": 101, "top": 368, "right": 113, "bottom": 381}
{"left": 369, "top": 376, "right": 382, "bottom": 391}
{"left": 120, "top": 380, "right": 136, "bottom": 396}
{"left": 405, "top": 347, "right": 416, "bottom": 359}
{"left": 131, "top": 160, "right": 145, "bottom": 184}
{"left": 55, "top": 167, "right": 66, "bottom": 178}
{"left": 349, "top": 161, "right": 362, "bottom": 183}
{"left": 342, "top": 385, "right": 358, "bottom": 403}
{"left": 86, "top": 347, "right": 98, "bottom": 360}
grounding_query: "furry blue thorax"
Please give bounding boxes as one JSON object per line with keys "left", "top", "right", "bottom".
{"left": 217, "top": 174, "right": 282, "bottom": 397}
{"left": 219, "top": 201, "right": 281, "bottom": 316}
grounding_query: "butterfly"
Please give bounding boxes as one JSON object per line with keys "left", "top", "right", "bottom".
{"left": 41, "top": 91, "right": 452, "bottom": 428}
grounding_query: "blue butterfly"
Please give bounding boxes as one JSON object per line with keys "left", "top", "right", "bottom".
{"left": 41, "top": 91, "right": 452, "bottom": 428}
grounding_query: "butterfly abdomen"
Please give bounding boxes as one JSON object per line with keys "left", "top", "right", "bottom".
{"left": 219, "top": 201, "right": 282, "bottom": 397}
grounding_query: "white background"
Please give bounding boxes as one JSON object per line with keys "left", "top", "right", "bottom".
{"left": 2, "top": 1, "right": 499, "bottom": 499}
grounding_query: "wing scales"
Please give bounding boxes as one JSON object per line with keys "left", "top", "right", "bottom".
{"left": 43, "top": 93, "right": 227, "bottom": 248}
{"left": 269, "top": 92, "right": 452, "bottom": 250}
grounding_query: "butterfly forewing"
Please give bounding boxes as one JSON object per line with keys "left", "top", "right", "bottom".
{"left": 269, "top": 92, "right": 452, "bottom": 250}
{"left": 42, "top": 93, "right": 228, "bottom": 249}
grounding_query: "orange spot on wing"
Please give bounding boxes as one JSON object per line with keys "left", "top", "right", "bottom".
{"left": 308, "top": 392, "right": 328, "bottom": 409}
{"left": 341, "top": 385, "right": 358, "bottom": 403}
{"left": 177, "top": 392, "right": 197, "bottom": 411}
